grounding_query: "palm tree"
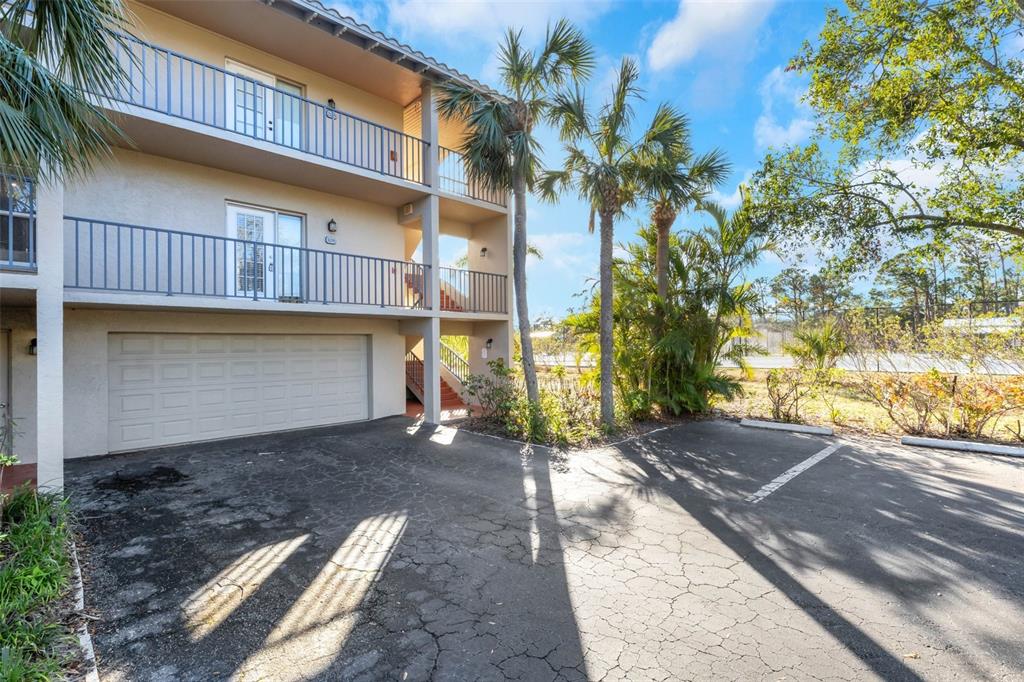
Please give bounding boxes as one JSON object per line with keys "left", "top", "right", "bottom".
{"left": 1, "top": 0, "right": 132, "bottom": 178}
{"left": 436, "top": 20, "right": 594, "bottom": 405}
{"left": 540, "top": 58, "right": 688, "bottom": 426}
{"left": 641, "top": 132, "right": 731, "bottom": 301}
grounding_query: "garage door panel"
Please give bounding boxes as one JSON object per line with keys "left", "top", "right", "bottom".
{"left": 108, "top": 333, "right": 369, "bottom": 452}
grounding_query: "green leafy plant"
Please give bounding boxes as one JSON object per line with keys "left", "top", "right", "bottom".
{"left": 463, "top": 360, "right": 601, "bottom": 446}
{"left": 565, "top": 203, "right": 768, "bottom": 419}
{"left": 784, "top": 317, "right": 847, "bottom": 372}
{"left": 0, "top": 488, "right": 73, "bottom": 680}
{"left": 765, "top": 369, "right": 810, "bottom": 423}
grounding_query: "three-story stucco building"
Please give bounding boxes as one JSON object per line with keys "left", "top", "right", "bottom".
{"left": 0, "top": 0, "right": 513, "bottom": 489}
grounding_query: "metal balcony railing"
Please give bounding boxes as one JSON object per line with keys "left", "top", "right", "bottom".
{"left": 64, "top": 217, "right": 430, "bottom": 309}
{"left": 439, "top": 266, "right": 507, "bottom": 314}
{"left": 440, "top": 341, "right": 470, "bottom": 382}
{"left": 438, "top": 146, "right": 507, "bottom": 206}
{"left": 109, "top": 33, "right": 427, "bottom": 184}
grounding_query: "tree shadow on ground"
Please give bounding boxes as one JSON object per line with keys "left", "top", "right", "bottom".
{"left": 614, "top": 428, "right": 1024, "bottom": 681}
{"left": 68, "top": 417, "right": 587, "bottom": 681}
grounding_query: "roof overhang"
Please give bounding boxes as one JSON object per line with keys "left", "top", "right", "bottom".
{"left": 137, "top": 0, "right": 500, "bottom": 107}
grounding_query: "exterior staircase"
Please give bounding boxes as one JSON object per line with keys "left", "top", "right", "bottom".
{"left": 402, "top": 272, "right": 465, "bottom": 312}
{"left": 405, "top": 350, "right": 467, "bottom": 411}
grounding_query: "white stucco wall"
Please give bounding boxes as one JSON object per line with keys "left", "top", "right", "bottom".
{"left": 1, "top": 306, "right": 407, "bottom": 461}
{"left": 0, "top": 308, "right": 39, "bottom": 465}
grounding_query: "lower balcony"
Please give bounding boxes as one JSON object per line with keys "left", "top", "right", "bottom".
{"left": 62, "top": 218, "right": 507, "bottom": 315}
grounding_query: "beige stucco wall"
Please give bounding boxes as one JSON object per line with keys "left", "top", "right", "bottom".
{"left": 0, "top": 307, "right": 38, "bottom": 465}
{"left": 126, "top": 1, "right": 404, "bottom": 130}
{"left": 65, "top": 148, "right": 405, "bottom": 261}
{"left": 1, "top": 307, "right": 407, "bottom": 461}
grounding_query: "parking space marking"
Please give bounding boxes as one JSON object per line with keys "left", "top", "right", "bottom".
{"left": 746, "top": 443, "right": 844, "bottom": 504}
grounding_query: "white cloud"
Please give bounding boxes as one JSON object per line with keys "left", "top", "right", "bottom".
{"left": 754, "top": 65, "right": 814, "bottom": 149}
{"left": 647, "top": 0, "right": 776, "bottom": 72}
{"left": 528, "top": 231, "right": 595, "bottom": 273}
{"left": 710, "top": 169, "right": 754, "bottom": 209}
{"left": 384, "top": 0, "right": 613, "bottom": 44}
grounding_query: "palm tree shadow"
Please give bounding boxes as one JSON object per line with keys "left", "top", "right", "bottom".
{"left": 614, "top": 436, "right": 927, "bottom": 681}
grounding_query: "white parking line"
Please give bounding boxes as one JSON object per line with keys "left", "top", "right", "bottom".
{"left": 746, "top": 443, "right": 844, "bottom": 504}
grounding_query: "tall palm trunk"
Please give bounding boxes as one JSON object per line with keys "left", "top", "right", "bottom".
{"left": 598, "top": 208, "right": 616, "bottom": 426}
{"left": 653, "top": 207, "right": 676, "bottom": 301}
{"left": 513, "top": 174, "right": 540, "bottom": 404}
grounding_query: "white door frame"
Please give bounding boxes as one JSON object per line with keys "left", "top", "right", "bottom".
{"left": 225, "top": 59, "right": 276, "bottom": 140}
{"left": 225, "top": 202, "right": 306, "bottom": 300}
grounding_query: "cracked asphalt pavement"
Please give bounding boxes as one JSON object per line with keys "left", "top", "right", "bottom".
{"left": 68, "top": 417, "right": 1024, "bottom": 681}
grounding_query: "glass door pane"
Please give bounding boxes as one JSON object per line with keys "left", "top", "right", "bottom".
{"left": 225, "top": 61, "right": 275, "bottom": 140}
{"left": 274, "top": 80, "right": 304, "bottom": 150}
{"left": 227, "top": 205, "right": 273, "bottom": 298}
{"left": 274, "top": 213, "right": 303, "bottom": 300}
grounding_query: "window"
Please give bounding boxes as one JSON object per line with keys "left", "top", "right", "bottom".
{"left": 0, "top": 175, "right": 34, "bottom": 269}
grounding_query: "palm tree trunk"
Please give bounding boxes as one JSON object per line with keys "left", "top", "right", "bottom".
{"left": 513, "top": 175, "right": 540, "bottom": 404}
{"left": 654, "top": 211, "right": 675, "bottom": 301}
{"left": 599, "top": 209, "right": 615, "bottom": 427}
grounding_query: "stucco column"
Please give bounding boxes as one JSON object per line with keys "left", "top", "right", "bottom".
{"left": 420, "top": 194, "right": 440, "bottom": 312}
{"left": 34, "top": 177, "right": 64, "bottom": 491}
{"left": 420, "top": 80, "right": 440, "bottom": 189}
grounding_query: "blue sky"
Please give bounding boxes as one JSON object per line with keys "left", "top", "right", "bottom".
{"left": 329, "top": 0, "right": 828, "bottom": 317}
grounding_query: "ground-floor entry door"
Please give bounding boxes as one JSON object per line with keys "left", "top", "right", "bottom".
{"left": 108, "top": 333, "right": 369, "bottom": 452}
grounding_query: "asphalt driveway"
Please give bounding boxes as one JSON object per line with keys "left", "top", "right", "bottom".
{"left": 68, "top": 417, "right": 1024, "bottom": 681}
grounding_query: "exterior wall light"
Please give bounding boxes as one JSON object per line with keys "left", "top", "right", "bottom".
{"left": 326, "top": 98, "right": 337, "bottom": 120}
{"left": 479, "top": 247, "right": 488, "bottom": 258}
{"left": 28, "top": 338, "right": 37, "bottom": 355}
{"left": 327, "top": 218, "right": 337, "bottom": 232}
{"left": 485, "top": 338, "right": 493, "bottom": 349}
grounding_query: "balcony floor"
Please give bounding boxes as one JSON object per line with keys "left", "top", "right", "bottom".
{"left": 112, "top": 109, "right": 430, "bottom": 209}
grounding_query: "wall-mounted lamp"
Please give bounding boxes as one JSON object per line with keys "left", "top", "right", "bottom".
{"left": 485, "top": 338, "right": 493, "bottom": 350}
{"left": 326, "top": 98, "right": 337, "bottom": 120}
{"left": 28, "top": 338, "right": 37, "bottom": 355}
{"left": 327, "top": 218, "right": 337, "bottom": 233}
{"left": 479, "top": 247, "right": 489, "bottom": 259}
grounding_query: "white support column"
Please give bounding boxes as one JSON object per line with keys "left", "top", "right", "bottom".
{"left": 34, "top": 177, "right": 64, "bottom": 491}
{"left": 420, "top": 80, "right": 440, "bottom": 189}
{"left": 419, "top": 194, "right": 440, "bottom": 312}
{"left": 421, "top": 316, "right": 441, "bottom": 424}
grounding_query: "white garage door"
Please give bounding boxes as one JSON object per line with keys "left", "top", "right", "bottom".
{"left": 108, "top": 333, "right": 369, "bottom": 452}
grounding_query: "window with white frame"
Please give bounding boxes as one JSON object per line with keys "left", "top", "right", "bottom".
{"left": 0, "top": 175, "right": 35, "bottom": 269}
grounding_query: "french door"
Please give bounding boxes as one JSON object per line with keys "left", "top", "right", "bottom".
{"left": 227, "top": 204, "right": 304, "bottom": 300}
{"left": 225, "top": 60, "right": 304, "bottom": 148}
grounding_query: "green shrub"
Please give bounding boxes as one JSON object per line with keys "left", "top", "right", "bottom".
{"left": 0, "top": 487, "right": 74, "bottom": 681}
{"left": 784, "top": 317, "right": 848, "bottom": 372}
{"left": 463, "top": 361, "right": 602, "bottom": 446}
{"left": 765, "top": 369, "right": 810, "bottom": 422}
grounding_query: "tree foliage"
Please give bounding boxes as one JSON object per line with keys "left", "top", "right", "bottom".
{"left": 540, "top": 57, "right": 688, "bottom": 425}
{"left": 1, "top": 0, "right": 131, "bottom": 178}
{"left": 565, "top": 206, "right": 769, "bottom": 418}
{"left": 437, "top": 19, "right": 594, "bottom": 406}
{"left": 748, "top": 0, "right": 1024, "bottom": 266}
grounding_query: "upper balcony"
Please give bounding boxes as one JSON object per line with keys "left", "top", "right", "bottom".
{"left": 99, "top": 31, "right": 506, "bottom": 214}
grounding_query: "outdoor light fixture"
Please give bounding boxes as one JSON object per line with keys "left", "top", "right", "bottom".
{"left": 479, "top": 247, "right": 488, "bottom": 258}
{"left": 28, "top": 338, "right": 37, "bottom": 355}
{"left": 326, "top": 98, "right": 337, "bottom": 120}
{"left": 486, "top": 338, "right": 493, "bottom": 349}
{"left": 327, "top": 218, "right": 337, "bottom": 232}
